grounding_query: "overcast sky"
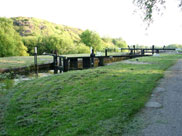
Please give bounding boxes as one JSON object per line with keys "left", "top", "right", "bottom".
{"left": 1, "top": 0, "right": 182, "bottom": 46}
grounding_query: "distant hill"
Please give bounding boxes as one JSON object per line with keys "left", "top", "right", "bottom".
{"left": 8, "top": 17, "right": 90, "bottom": 55}
{"left": 11, "top": 17, "right": 83, "bottom": 42}
{"left": 0, "top": 17, "right": 127, "bottom": 56}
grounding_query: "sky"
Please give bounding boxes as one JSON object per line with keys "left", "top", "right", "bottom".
{"left": 1, "top": 0, "right": 182, "bottom": 46}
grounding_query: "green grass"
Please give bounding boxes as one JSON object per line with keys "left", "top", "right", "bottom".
{"left": 1, "top": 54, "right": 182, "bottom": 136}
{"left": 0, "top": 52, "right": 128, "bottom": 69}
{"left": 0, "top": 55, "right": 53, "bottom": 69}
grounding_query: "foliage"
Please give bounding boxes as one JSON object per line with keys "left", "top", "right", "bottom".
{"left": 1, "top": 54, "right": 182, "bottom": 135}
{"left": 0, "top": 18, "right": 28, "bottom": 57}
{"left": 75, "top": 43, "right": 90, "bottom": 54}
{"left": 133, "top": 0, "right": 182, "bottom": 23}
{"left": 101, "top": 37, "right": 128, "bottom": 53}
{"left": 0, "top": 17, "right": 128, "bottom": 56}
{"left": 36, "top": 34, "right": 76, "bottom": 55}
{"left": 166, "top": 44, "right": 182, "bottom": 49}
{"left": 101, "top": 37, "right": 118, "bottom": 49}
{"left": 80, "top": 29, "right": 102, "bottom": 51}
{"left": 23, "top": 34, "right": 91, "bottom": 55}
{"left": 112, "top": 38, "right": 128, "bottom": 48}
{"left": 22, "top": 37, "right": 38, "bottom": 54}
{"left": 12, "top": 17, "right": 82, "bottom": 41}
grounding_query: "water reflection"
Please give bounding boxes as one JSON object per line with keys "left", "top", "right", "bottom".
{"left": 0, "top": 71, "right": 53, "bottom": 90}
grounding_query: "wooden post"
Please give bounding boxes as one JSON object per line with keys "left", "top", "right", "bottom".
{"left": 105, "top": 49, "right": 108, "bottom": 57}
{"left": 141, "top": 49, "right": 145, "bottom": 55}
{"left": 59, "top": 57, "right": 63, "bottom": 73}
{"left": 162, "top": 45, "right": 165, "bottom": 53}
{"left": 130, "top": 49, "right": 133, "bottom": 55}
{"left": 34, "top": 47, "right": 38, "bottom": 77}
{"left": 91, "top": 57, "right": 94, "bottom": 67}
{"left": 133, "top": 45, "right": 135, "bottom": 55}
{"left": 152, "top": 45, "right": 155, "bottom": 55}
{"left": 53, "top": 54, "right": 58, "bottom": 74}
{"left": 90, "top": 49, "right": 95, "bottom": 67}
{"left": 63, "top": 57, "right": 68, "bottom": 72}
{"left": 90, "top": 49, "right": 95, "bottom": 57}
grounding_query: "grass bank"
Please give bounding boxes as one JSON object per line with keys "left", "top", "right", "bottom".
{"left": 1, "top": 54, "right": 181, "bottom": 136}
{"left": 0, "top": 56, "right": 53, "bottom": 69}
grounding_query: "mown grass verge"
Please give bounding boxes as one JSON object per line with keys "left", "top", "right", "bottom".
{"left": 1, "top": 54, "right": 182, "bottom": 136}
{"left": 0, "top": 56, "right": 53, "bottom": 69}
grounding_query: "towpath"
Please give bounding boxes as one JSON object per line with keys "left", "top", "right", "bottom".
{"left": 123, "top": 59, "right": 182, "bottom": 136}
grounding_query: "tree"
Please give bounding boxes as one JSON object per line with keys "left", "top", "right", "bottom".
{"left": 102, "top": 37, "right": 118, "bottom": 49}
{"left": 112, "top": 38, "right": 128, "bottom": 48}
{"left": 101, "top": 37, "right": 128, "bottom": 50}
{"left": 23, "top": 37, "right": 39, "bottom": 54}
{"left": 80, "top": 30, "right": 102, "bottom": 51}
{"left": 166, "top": 44, "right": 182, "bottom": 49}
{"left": 133, "top": 0, "right": 182, "bottom": 23}
{"left": 0, "top": 18, "right": 28, "bottom": 57}
{"left": 75, "top": 43, "right": 90, "bottom": 54}
{"left": 35, "top": 33, "right": 76, "bottom": 55}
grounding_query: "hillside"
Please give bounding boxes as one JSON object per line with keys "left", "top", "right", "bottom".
{"left": 0, "top": 17, "right": 128, "bottom": 57}
{"left": 11, "top": 17, "right": 83, "bottom": 42}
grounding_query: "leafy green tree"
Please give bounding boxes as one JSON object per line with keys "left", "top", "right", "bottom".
{"left": 80, "top": 30, "right": 102, "bottom": 51}
{"left": 35, "top": 33, "right": 76, "bottom": 55}
{"left": 23, "top": 33, "right": 90, "bottom": 55}
{"left": 101, "top": 37, "right": 118, "bottom": 49}
{"left": 0, "top": 18, "right": 28, "bottom": 57}
{"left": 58, "top": 33, "right": 76, "bottom": 54}
{"left": 75, "top": 43, "right": 90, "bottom": 54}
{"left": 112, "top": 38, "right": 127, "bottom": 48}
{"left": 23, "top": 37, "right": 39, "bottom": 54}
{"left": 102, "top": 37, "right": 113, "bottom": 43}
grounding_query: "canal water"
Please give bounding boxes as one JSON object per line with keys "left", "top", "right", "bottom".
{"left": 0, "top": 71, "right": 54, "bottom": 90}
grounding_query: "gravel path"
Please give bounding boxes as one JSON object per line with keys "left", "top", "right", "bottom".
{"left": 123, "top": 59, "right": 182, "bottom": 136}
